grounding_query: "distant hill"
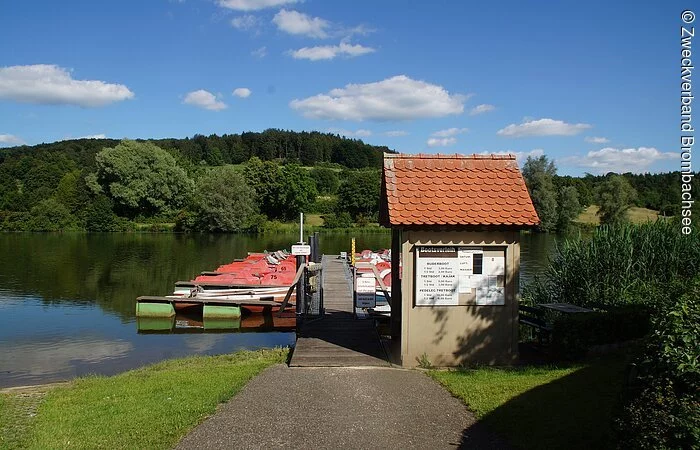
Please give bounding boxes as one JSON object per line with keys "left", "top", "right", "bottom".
{"left": 0, "top": 129, "right": 395, "bottom": 169}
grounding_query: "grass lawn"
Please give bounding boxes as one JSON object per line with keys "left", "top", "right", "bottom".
{"left": 575, "top": 205, "right": 660, "bottom": 225}
{"left": 430, "top": 355, "right": 627, "bottom": 449}
{"left": 0, "top": 348, "right": 287, "bottom": 450}
{"left": 305, "top": 214, "right": 325, "bottom": 226}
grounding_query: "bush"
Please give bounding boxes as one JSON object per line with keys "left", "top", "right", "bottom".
{"left": 355, "top": 214, "right": 370, "bottom": 227}
{"left": 323, "top": 212, "right": 353, "bottom": 229}
{"left": 615, "top": 277, "right": 700, "bottom": 449}
{"left": 551, "top": 307, "right": 651, "bottom": 359}
{"left": 25, "top": 198, "right": 78, "bottom": 231}
{"left": 0, "top": 211, "right": 27, "bottom": 231}
{"left": 309, "top": 196, "right": 337, "bottom": 214}
{"left": 83, "top": 195, "right": 122, "bottom": 231}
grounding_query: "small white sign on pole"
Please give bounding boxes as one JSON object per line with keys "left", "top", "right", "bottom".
{"left": 291, "top": 244, "right": 311, "bottom": 256}
{"left": 355, "top": 276, "right": 376, "bottom": 308}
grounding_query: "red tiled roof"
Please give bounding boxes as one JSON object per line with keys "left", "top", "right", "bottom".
{"left": 381, "top": 153, "right": 539, "bottom": 227}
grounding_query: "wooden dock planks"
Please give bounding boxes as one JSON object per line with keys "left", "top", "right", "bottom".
{"left": 290, "top": 256, "right": 390, "bottom": 367}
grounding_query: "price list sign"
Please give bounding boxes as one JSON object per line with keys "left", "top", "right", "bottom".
{"left": 415, "top": 246, "right": 460, "bottom": 306}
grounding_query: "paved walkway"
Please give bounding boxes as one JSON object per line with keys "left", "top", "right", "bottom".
{"left": 176, "top": 365, "right": 507, "bottom": 449}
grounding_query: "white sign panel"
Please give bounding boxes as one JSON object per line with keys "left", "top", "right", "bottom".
{"left": 474, "top": 255, "right": 505, "bottom": 305}
{"left": 291, "top": 244, "right": 311, "bottom": 256}
{"left": 355, "top": 276, "right": 376, "bottom": 308}
{"left": 415, "top": 246, "right": 459, "bottom": 306}
{"left": 457, "top": 249, "right": 482, "bottom": 294}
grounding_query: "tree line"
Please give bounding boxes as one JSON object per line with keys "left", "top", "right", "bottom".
{"left": 523, "top": 155, "right": 700, "bottom": 232}
{"left": 0, "top": 135, "right": 695, "bottom": 232}
{"left": 0, "top": 137, "right": 382, "bottom": 232}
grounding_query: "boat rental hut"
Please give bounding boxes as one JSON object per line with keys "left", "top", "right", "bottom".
{"left": 379, "top": 153, "right": 539, "bottom": 367}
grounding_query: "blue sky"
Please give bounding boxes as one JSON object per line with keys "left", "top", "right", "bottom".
{"left": 0, "top": 0, "right": 689, "bottom": 175}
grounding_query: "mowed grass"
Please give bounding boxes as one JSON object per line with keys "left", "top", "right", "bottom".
{"left": 305, "top": 213, "right": 325, "bottom": 226}
{"left": 430, "top": 355, "right": 627, "bottom": 449}
{"left": 574, "top": 205, "right": 660, "bottom": 225}
{"left": 2, "top": 348, "right": 287, "bottom": 450}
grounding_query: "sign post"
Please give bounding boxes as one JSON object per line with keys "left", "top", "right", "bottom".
{"left": 355, "top": 276, "right": 376, "bottom": 309}
{"left": 291, "top": 244, "right": 311, "bottom": 256}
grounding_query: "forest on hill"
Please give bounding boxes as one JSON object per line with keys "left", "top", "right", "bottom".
{"left": 0, "top": 132, "right": 695, "bottom": 233}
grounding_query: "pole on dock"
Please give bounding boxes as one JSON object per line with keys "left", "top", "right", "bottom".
{"left": 296, "top": 212, "right": 305, "bottom": 317}
{"left": 299, "top": 212, "right": 304, "bottom": 243}
{"left": 313, "top": 232, "right": 320, "bottom": 263}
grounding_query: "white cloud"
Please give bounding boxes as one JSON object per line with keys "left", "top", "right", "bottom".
{"left": 231, "top": 14, "right": 259, "bottom": 31}
{"left": 563, "top": 147, "right": 675, "bottom": 173}
{"left": 78, "top": 134, "right": 107, "bottom": 139}
{"left": 183, "top": 89, "right": 227, "bottom": 111}
{"left": 427, "top": 137, "right": 457, "bottom": 147}
{"left": 290, "top": 75, "right": 466, "bottom": 121}
{"left": 217, "top": 0, "right": 297, "bottom": 11}
{"left": 469, "top": 104, "right": 495, "bottom": 116}
{"left": 0, "top": 338, "right": 133, "bottom": 379}
{"left": 251, "top": 46, "right": 267, "bottom": 58}
{"left": 479, "top": 149, "right": 545, "bottom": 166}
{"left": 344, "top": 24, "right": 375, "bottom": 38}
{"left": 273, "top": 9, "right": 330, "bottom": 38}
{"left": 384, "top": 130, "right": 408, "bottom": 137}
{"left": 431, "top": 127, "right": 468, "bottom": 138}
{"left": 289, "top": 42, "right": 375, "bottom": 61}
{"left": 232, "top": 87, "right": 251, "bottom": 98}
{"left": 0, "top": 64, "right": 134, "bottom": 107}
{"left": 0, "top": 134, "right": 26, "bottom": 146}
{"left": 327, "top": 128, "right": 372, "bottom": 137}
{"left": 497, "top": 118, "right": 591, "bottom": 137}
{"left": 585, "top": 136, "right": 610, "bottom": 144}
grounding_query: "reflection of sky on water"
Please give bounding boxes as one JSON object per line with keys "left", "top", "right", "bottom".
{"left": 0, "top": 295, "right": 294, "bottom": 388}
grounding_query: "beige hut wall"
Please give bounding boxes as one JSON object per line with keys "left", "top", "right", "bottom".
{"left": 399, "top": 230, "right": 520, "bottom": 367}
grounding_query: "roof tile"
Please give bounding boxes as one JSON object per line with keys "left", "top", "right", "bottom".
{"left": 382, "top": 153, "right": 539, "bottom": 227}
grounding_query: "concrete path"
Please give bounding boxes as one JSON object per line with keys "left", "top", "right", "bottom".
{"left": 176, "top": 365, "right": 508, "bottom": 450}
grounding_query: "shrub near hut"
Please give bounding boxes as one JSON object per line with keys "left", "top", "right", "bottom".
{"left": 615, "top": 277, "right": 700, "bottom": 449}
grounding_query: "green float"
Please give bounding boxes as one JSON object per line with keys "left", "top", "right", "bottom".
{"left": 137, "top": 316, "right": 175, "bottom": 332}
{"left": 203, "top": 304, "right": 242, "bottom": 319}
{"left": 136, "top": 301, "right": 175, "bottom": 318}
{"left": 204, "top": 317, "right": 242, "bottom": 330}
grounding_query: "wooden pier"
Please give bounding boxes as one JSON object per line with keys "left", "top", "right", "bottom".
{"left": 290, "top": 255, "right": 390, "bottom": 367}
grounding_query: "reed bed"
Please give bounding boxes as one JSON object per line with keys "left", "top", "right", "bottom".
{"left": 525, "top": 220, "right": 700, "bottom": 307}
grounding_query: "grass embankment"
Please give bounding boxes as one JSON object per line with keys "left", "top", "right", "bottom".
{"left": 0, "top": 348, "right": 287, "bottom": 450}
{"left": 430, "top": 354, "right": 627, "bottom": 449}
{"left": 574, "top": 205, "right": 661, "bottom": 225}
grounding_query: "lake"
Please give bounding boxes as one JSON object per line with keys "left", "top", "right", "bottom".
{"left": 0, "top": 232, "right": 556, "bottom": 387}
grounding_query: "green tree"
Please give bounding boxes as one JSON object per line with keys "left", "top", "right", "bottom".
{"left": 336, "top": 169, "right": 381, "bottom": 221}
{"left": 89, "top": 140, "right": 194, "bottom": 218}
{"left": 243, "top": 159, "right": 317, "bottom": 220}
{"left": 191, "top": 166, "right": 258, "bottom": 232}
{"left": 244, "top": 157, "right": 282, "bottom": 218}
{"left": 83, "top": 195, "right": 121, "bottom": 231}
{"left": 596, "top": 175, "right": 637, "bottom": 226}
{"left": 310, "top": 167, "right": 339, "bottom": 195}
{"left": 26, "top": 198, "right": 77, "bottom": 231}
{"left": 522, "top": 155, "right": 558, "bottom": 232}
{"left": 54, "top": 170, "right": 82, "bottom": 213}
{"left": 556, "top": 186, "right": 582, "bottom": 232}
{"left": 276, "top": 164, "right": 318, "bottom": 220}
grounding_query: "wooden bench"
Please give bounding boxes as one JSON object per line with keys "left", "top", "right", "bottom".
{"left": 519, "top": 304, "right": 552, "bottom": 345}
